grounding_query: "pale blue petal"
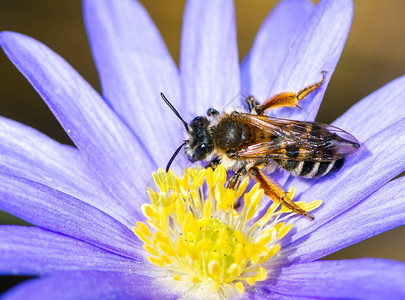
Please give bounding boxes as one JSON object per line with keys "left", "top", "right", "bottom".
{"left": 241, "top": 0, "right": 314, "bottom": 101}
{"left": 180, "top": 0, "right": 240, "bottom": 117}
{"left": 0, "top": 173, "right": 141, "bottom": 259}
{"left": 2, "top": 271, "right": 180, "bottom": 300}
{"left": 255, "top": 259, "right": 405, "bottom": 299}
{"left": 84, "top": 0, "right": 183, "bottom": 167}
{"left": 0, "top": 116, "right": 136, "bottom": 227}
{"left": 278, "top": 177, "right": 405, "bottom": 264}
{"left": 268, "top": 0, "right": 353, "bottom": 121}
{"left": 0, "top": 31, "right": 155, "bottom": 209}
{"left": 0, "top": 226, "right": 140, "bottom": 275}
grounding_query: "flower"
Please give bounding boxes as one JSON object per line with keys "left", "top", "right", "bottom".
{"left": 0, "top": 0, "right": 404, "bottom": 299}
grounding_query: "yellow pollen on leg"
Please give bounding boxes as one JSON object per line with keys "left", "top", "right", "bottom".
{"left": 133, "top": 166, "right": 322, "bottom": 295}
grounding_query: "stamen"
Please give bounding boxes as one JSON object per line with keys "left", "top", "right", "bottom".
{"left": 133, "top": 166, "right": 322, "bottom": 295}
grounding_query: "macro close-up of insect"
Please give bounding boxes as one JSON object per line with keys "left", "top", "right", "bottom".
{"left": 1, "top": 0, "right": 405, "bottom": 298}
{"left": 162, "top": 71, "right": 360, "bottom": 220}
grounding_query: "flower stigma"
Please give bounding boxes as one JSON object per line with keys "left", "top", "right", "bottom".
{"left": 133, "top": 166, "right": 322, "bottom": 295}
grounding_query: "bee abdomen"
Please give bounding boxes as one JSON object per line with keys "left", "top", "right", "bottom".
{"left": 276, "top": 159, "right": 344, "bottom": 178}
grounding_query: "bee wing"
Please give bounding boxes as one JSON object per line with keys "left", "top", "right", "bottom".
{"left": 235, "top": 114, "right": 360, "bottom": 162}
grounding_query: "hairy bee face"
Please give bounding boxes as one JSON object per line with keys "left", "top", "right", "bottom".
{"left": 185, "top": 116, "right": 215, "bottom": 162}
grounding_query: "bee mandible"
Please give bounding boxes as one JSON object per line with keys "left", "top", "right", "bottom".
{"left": 161, "top": 72, "right": 360, "bottom": 220}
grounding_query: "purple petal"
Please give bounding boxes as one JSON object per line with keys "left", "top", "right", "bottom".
{"left": 268, "top": 0, "right": 353, "bottom": 121}
{"left": 333, "top": 75, "right": 405, "bottom": 142}
{"left": 0, "top": 173, "right": 141, "bottom": 259}
{"left": 257, "top": 259, "right": 405, "bottom": 299}
{"left": 0, "top": 226, "right": 140, "bottom": 275}
{"left": 84, "top": 0, "right": 183, "bottom": 166}
{"left": 2, "top": 271, "right": 181, "bottom": 300}
{"left": 289, "top": 118, "right": 405, "bottom": 244}
{"left": 0, "top": 116, "right": 137, "bottom": 228}
{"left": 180, "top": 0, "right": 240, "bottom": 117}
{"left": 278, "top": 176, "right": 405, "bottom": 264}
{"left": 241, "top": 0, "right": 314, "bottom": 101}
{"left": 0, "top": 31, "right": 154, "bottom": 210}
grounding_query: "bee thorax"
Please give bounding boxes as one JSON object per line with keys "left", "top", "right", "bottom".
{"left": 214, "top": 113, "right": 251, "bottom": 153}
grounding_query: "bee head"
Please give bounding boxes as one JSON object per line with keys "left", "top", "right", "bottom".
{"left": 185, "top": 116, "right": 214, "bottom": 162}
{"left": 161, "top": 93, "right": 214, "bottom": 171}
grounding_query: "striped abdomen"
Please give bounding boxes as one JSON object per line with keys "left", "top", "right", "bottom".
{"left": 275, "top": 159, "right": 344, "bottom": 178}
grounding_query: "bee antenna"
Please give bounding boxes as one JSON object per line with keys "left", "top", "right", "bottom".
{"left": 160, "top": 93, "right": 189, "bottom": 131}
{"left": 166, "top": 141, "right": 186, "bottom": 172}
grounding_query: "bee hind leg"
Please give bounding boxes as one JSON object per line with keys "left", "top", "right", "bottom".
{"left": 254, "top": 71, "right": 326, "bottom": 115}
{"left": 248, "top": 166, "right": 314, "bottom": 220}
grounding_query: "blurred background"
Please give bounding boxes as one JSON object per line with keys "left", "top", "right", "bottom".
{"left": 0, "top": 0, "right": 404, "bottom": 293}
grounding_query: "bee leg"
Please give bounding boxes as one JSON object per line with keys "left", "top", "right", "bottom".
{"left": 297, "top": 70, "right": 327, "bottom": 101}
{"left": 248, "top": 166, "right": 314, "bottom": 220}
{"left": 226, "top": 166, "right": 247, "bottom": 190}
{"left": 245, "top": 96, "right": 260, "bottom": 113}
{"left": 206, "top": 157, "right": 221, "bottom": 170}
{"left": 254, "top": 71, "right": 326, "bottom": 115}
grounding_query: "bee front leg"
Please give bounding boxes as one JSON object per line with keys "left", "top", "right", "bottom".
{"left": 226, "top": 166, "right": 247, "bottom": 190}
{"left": 206, "top": 157, "right": 221, "bottom": 170}
{"left": 248, "top": 166, "right": 314, "bottom": 220}
{"left": 254, "top": 71, "right": 326, "bottom": 115}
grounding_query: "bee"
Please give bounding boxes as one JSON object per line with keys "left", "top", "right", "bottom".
{"left": 161, "top": 71, "right": 360, "bottom": 220}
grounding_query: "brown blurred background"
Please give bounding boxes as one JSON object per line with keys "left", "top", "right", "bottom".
{"left": 0, "top": 0, "right": 404, "bottom": 292}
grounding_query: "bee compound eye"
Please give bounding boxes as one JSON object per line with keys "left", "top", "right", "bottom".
{"left": 191, "top": 116, "right": 209, "bottom": 128}
{"left": 194, "top": 143, "right": 208, "bottom": 161}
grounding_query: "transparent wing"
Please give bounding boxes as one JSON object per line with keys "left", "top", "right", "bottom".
{"left": 235, "top": 113, "right": 360, "bottom": 162}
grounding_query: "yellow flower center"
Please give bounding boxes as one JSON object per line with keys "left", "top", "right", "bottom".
{"left": 133, "top": 166, "right": 322, "bottom": 295}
